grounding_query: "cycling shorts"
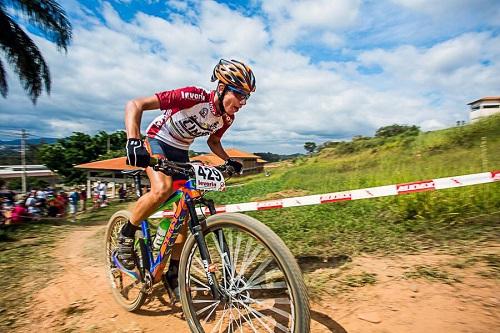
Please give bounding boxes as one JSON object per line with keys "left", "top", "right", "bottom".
{"left": 146, "top": 138, "right": 189, "bottom": 181}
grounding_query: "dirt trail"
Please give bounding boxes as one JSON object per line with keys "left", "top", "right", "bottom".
{"left": 20, "top": 226, "right": 499, "bottom": 333}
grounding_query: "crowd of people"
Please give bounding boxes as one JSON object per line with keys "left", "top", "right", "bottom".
{"left": 0, "top": 187, "right": 85, "bottom": 224}
{"left": 0, "top": 182, "right": 131, "bottom": 225}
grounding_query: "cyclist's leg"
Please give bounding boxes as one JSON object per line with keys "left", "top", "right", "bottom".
{"left": 118, "top": 138, "right": 189, "bottom": 270}
{"left": 118, "top": 167, "right": 174, "bottom": 269}
{"left": 130, "top": 167, "right": 173, "bottom": 225}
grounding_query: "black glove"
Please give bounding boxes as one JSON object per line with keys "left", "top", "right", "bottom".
{"left": 126, "top": 139, "right": 150, "bottom": 167}
{"left": 225, "top": 158, "right": 243, "bottom": 174}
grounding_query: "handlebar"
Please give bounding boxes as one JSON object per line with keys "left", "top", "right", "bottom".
{"left": 150, "top": 157, "right": 236, "bottom": 178}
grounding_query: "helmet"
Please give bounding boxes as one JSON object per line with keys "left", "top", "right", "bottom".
{"left": 211, "top": 59, "right": 256, "bottom": 94}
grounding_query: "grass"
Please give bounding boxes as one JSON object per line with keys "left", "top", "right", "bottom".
{"left": 341, "top": 272, "right": 378, "bottom": 288}
{"left": 305, "top": 267, "right": 378, "bottom": 298}
{"left": 206, "top": 114, "right": 500, "bottom": 258}
{"left": 403, "top": 265, "right": 462, "bottom": 284}
{"left": 476, "top": 253, "right": 500, "bottom": 279}
{"left": 0, "top": 201, "right": 128, "bottom": 331}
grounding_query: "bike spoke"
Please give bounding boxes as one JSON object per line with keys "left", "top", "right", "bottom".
{"left": 247, "top": 281, "right": 287, "bottom": 290}
{"left": 196, "top": 300, "right": 220, "bottom": 317}
{"left": 202, "top": 300, "right": 220, "bottom": 324}
{"left": 209, "top": 303, "right": 228, "bottom": 333}
{"left": 190, "top": 275, "right": 211, "bottom": 290}
{"left": 236, "top": 238, "right": 255, "bottom": 279}
{"left": 236, "top": 300, "right": 290, "bottom": 333}
{"left": 245, "top": 258, "right": 272, "bottom": 286}
{"left": 232, "top": 305, "right": 258, "bottom": 333}
{"left": 245, "top": 269, "right": 285, "bottom": 291}
{"left": 211, "top": 231, "right": 232, "bottom": 290}
{"left": 241, "top": 295, "right": 292, "bottom": 320}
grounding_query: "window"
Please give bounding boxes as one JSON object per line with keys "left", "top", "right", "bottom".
{"left": 483, "top": 104, "right": 500, "bottom": 109}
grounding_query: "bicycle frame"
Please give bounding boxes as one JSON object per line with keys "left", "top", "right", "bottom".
{"left": 112, "top": 178, "right": 226, "bottom": 300}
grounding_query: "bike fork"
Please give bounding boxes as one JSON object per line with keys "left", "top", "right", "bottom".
{"left": 186, "top": 199, "right": 226, "bottom": 301}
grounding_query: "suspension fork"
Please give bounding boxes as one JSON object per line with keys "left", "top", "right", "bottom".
{"left": 185, "top": 198, "right": 226, "bottom": 301}
{"left": 200, "top": 198, "right": 233, "bottom": 283}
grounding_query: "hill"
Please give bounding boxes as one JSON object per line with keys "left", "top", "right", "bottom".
{"left": 209, "top": 114, "right": 500, "bottom": 257}
{"left": 0, "top": 137, "right": 58, "bottom": 146}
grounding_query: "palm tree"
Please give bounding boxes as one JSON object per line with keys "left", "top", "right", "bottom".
{"left": 0, "top": 0, "right": 72, "bottom": 104}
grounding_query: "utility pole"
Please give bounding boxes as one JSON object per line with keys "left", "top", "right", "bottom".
{"left": 107, "top": 136, "right": 110, "bottom": 153}
{"left": 21, "top": 129, "right": 27, "bottom": 193}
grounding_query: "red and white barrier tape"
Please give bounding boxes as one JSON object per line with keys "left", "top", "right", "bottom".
{"left": 150, "top": 170, "right": 499, "bottom": 219}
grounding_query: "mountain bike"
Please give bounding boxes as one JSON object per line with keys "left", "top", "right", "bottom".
{"left": 104, "top": 158, "right": 310, "bottom": 332}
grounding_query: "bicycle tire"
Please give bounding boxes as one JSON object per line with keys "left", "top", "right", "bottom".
{"left": 104, "top": 210, "right": 147, "bottom": 312}
{"left": 179, "top": 213, "right": 310, "bottom": 333}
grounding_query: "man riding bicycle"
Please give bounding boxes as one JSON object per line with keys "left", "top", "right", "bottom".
{"left": 118, "top": 59, "right": 256, "bottom": 296}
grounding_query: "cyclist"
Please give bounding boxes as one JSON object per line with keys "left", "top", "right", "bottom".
{"left": 118, "top": 59, "right": 256, "bottom": 294}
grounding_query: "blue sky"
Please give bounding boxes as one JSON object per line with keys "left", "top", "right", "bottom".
{"left": 0, "top": 0, "right": 499, "bottom": 153}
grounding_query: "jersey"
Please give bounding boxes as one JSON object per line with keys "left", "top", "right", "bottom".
{"left": 146, "top": 86, "right": 234, "bottom": 150}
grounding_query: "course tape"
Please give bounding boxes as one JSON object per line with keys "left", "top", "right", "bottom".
{"left": 150, "top": 170, "right": 499, "bottom": 219}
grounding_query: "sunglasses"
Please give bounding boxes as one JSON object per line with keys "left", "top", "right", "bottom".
{"left": 226, "top": 85, "right": 251, "bottom": 100}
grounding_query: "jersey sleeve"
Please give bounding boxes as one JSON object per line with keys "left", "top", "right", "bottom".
{"left": 155, "top": 86, "right": 209, "bottom": 111}
{"left": 212, "top": 114, "right": 235, "bottom": 138}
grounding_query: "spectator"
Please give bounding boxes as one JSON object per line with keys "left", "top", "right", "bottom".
{"left": 25, "top": 192, "right": 40, "bottom": 217}
{"left": 118, "top": 185, "right": 127, "bottom": 202}
{"left": 69, "top": 188, "right": 79, "bottom": 222}
{"left": 11, "top": 201, "right": 28, "bottom": 224}
{"left": 97, "top": 182, "right": 108, "bottom": 207}
{"left": 93, "top": 184, "right": 100, "bottom": 209}
{"left": 0, "top": 197, "right": 7, "bottom": 225}
{"left": 55, "top": 192, "right": 67, "bottom": 217}
{"left": 47, "top": 197, "right": 59, "bottom": 217}
{"left": 36, "top": 188, "right": 47, "bottom": 210}
{"left": 80, "top": 187, "right": 87, "bottom": 211}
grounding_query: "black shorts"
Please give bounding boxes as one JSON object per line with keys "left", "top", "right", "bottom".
{"left": 147, "top": 138, "right": 189, "bottom": 180}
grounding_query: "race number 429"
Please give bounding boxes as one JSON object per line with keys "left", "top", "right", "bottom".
{"left": 192, "top": 165, "right": 226, "bottom": 191}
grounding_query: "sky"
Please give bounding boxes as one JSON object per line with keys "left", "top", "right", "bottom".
{"left": 0, "top": 0, "right": 499, "bottom": 154}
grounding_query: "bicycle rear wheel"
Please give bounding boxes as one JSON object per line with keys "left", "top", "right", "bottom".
{"left": 104, "top": 210, "right": 147, "bottom": 311}
{"left": 179, "top": 213, "right": 310, "bottom": 333}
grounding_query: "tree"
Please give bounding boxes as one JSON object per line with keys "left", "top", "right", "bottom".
{"left": 304, "top": 142, "right": 317, "bottom": 154}
{"left": 38, "top": 131, "right": 127, "bottom": 184}
{"left": 375, "top": 124, "right": 420, "bottom": 138}
{"left": 0, "top": 0, "right": 72, "bottom": 103}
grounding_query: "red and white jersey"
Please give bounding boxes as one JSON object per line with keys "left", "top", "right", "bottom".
{"left": 146, "top": 86, "right": 234, "bottom": 150}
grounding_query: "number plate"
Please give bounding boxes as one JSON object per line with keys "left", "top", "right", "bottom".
{"left": 192, "top": 165, "right": 226, "bottom": 191}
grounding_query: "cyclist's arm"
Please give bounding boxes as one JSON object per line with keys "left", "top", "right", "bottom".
{"left": 125, "top": 95, "right": 160, "bottom": 139}
{"left": 207, "top": 134, "right": 230, "bottom": 161}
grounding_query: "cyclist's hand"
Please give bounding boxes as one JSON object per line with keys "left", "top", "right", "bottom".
{"left": 126, "top": 139, "right": 150, "bottom": 167}
{"left": 224, "top": 158, "right": 243, "bottom": 174}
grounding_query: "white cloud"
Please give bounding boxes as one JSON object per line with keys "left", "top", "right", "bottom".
{"left": 0, "top": 0, "right": 498, "bottom": 154}
{"left": 261, "top": 0, "right": 361, "bottom": 47}
{"left": 357, "top": 32, "right": 500, "bottom": 97}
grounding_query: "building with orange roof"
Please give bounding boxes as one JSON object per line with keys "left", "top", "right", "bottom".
{"left": 74, "top": 149, "right": 267, "bottom": 197}
{"left": 468, "top": 96, "right": 500, "bottom": 122}
{"left": 191, "top": 148, "right": 266, "bottom": 175}
{"left": 74, "top": 157, "right": 142, "bottom": 199}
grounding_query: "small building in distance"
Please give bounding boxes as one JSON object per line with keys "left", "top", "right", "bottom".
{"left": 468, "top": 96, "right": 500, "bottom": 123}
{"left": 0, "top": 164, "right": 59, "bottom": 187}
{"left": 192, "top": 148, "right": 266, "bottom": 175}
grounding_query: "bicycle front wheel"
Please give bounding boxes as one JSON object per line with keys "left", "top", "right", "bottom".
{"left": 179, "top": 213, "right": 310, "bottom": 333}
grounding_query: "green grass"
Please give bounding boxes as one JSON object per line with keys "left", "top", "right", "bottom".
{"left": 207, "top": 114, "right": 500, "bottom": 257}
{"left": 403, "top": 265, "right": 462, "bottom": 284}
